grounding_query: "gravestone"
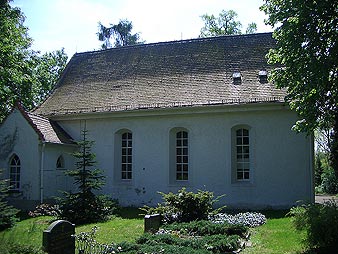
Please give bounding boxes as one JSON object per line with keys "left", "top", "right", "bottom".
{"left": 144, "top": 214, "right": 162, "bottom": 233}
{"left": 43, "top": 220, "right": 75, "bottom": 254}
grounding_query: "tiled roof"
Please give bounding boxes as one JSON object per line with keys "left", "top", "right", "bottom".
{"left": 17, "top": 104, "right": 74, "bottom": 144}
{"left": 33, "top": 32, "right": 286, "bottom": 116}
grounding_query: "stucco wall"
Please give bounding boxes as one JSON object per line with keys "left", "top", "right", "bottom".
{"left": 0, "top": 109, "right": 41, "bottom": 209}
{"left": 56, "top": 104, "right": 313, "bottom": 209}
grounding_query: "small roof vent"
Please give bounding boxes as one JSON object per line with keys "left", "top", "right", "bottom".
{"left": 258, "top": 70, "right": 268, "bottom": 83}
{"left": 232, "top": 72, "right": 242, "bottom": 85}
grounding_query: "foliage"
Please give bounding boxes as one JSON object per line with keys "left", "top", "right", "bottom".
{"left": 162, "top": 220, "right": 248, "bottom": 237}
{"left": 261, "top": 0, "right": 338, "bottom": 178}
{"left": 28, "top": 203, "right": 60, "bottom": 218}
{"left": 0, "top": 170, "right": 19, "bottom": 230}
{"left": 142, "top": 188, "right": 225, "bottom": 223}
{"left": 321, "top": 167, "right": 338, "bottom": 194}
{"left": 97, "top": 19, "right": 144, "bottom": 49}
{"left": 288, "top": 201, "right": 338, "bottom": 251}
{"left": 58, "top": 129, "right": 119, "bottom": 225}
{"left": 137, "top": 232, "right": 240, "bottom": 253}
{"left": 0, "top": 1, "right": 68, "bottom": 122}
{"left": 315, "top": 153, "right": 324, "bottom": 187}
{"left": 58, "top": 192, "right": 119, "bottom": 225}
{"left": 199, "top": 9, "right": 257, "bottom": 37}
{"left": 210, "top": 212, "right": 267, "bottom": 227}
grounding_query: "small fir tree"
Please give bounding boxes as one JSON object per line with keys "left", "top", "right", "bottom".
{"left": 58, "top": 129, "right": 118, "bottom": 224}
{"left": 66, "top": 129, "right": 105, "bottom": 194}
{"left": 0, "top": 170, "right": 19, "bottom": 230}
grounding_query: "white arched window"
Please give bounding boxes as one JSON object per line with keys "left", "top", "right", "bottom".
{"left": 175, "top": 131, "right": 189, "bottom": 181}
{"left": 121, "top": 131, "right": 132, "bottom": 180}
{"left": 9, "top": 154, "right": 21, "bottom": 191}
{"left": 233, "top": 127, "right": 250, "bottom": 181}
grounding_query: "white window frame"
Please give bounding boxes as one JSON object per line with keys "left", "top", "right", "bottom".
{"left": 176, "top": 130, "right": 189, "bottom": 181}
{"left": 9, "top": 154, "right": 20, "bottom": 191}
{"left": 121, "top": 132, "right": 132, "bottom": 180}
{"left": 235, "top": 128, "right": 250, "bottom": 181}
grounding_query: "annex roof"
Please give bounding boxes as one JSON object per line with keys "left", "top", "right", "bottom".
{"left": 33, "top": 32, "right": 286, "bottom": 116}
{"left": 17, "top": 104, "right": 74, "bottom": 144}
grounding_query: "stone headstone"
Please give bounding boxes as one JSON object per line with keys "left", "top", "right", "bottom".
{"left": 144, "top": 214, "right": 162, "bottom": 233}
{"left": 43, "top": 220, "right": 75, "bottom": 254}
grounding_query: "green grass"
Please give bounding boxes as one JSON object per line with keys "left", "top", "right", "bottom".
{"left": 242, "top": 210, "right": 308, "bottom": 254}
{"left": 0, "top": 207, "right": 144, "bottom": 251}
{"left": 0, "top": 208, "right": 311, "bottom": 254}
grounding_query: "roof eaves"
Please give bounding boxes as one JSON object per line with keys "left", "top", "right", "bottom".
{"left": 16, "top": 102, "right": 46, "bottom": 141}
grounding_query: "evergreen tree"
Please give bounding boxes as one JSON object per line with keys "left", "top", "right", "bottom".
{"left": 0, "top": 170, "right": 19, "bottom": 230}
{"left": 58, "top": 129, "right": 118, "bottom": 225}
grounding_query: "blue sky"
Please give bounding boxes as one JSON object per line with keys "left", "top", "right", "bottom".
{"left": 12, "top": 0, "right": 272, "bottom": 58}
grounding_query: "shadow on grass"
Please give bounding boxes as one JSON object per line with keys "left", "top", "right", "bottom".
{"left": 118, "top": 207, "right": 144, "bottom": 219}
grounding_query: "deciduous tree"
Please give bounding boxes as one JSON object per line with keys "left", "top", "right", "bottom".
{"left": 199, "top": 9, "right": 257, "bottom": 37}
{"left": 261, "top": 0, "right": 338, "bottom": 177}
{"left": 0, "top": 0, "right": 68, "bottom": 122}
{"left": 97, "top": 19, "right": 144, "bottom": 49}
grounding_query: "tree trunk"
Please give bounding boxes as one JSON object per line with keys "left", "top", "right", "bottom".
{"left": 330, "top": 112, "right": 338, "bottom": 180}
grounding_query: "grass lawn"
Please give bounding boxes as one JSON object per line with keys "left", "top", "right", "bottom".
{"left": 242, "top": 210, "right": 308, "bottom": 254}
{"left": 0, "top": 207, "right": 144, "bottom": 252}
{"left": 0, "top": 208, "right": 310, "bottom": 254}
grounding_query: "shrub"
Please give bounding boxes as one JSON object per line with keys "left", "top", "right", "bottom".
{"left": 0, "top": 170, "right": 19, "bottom": 230}
{"left": 321, "top": 167, "right": 338, "bottom": 194}
{"left": 28, "top": 203, "right": 60, "bottom": 217}
{"left": 136, "top": 232, "right": 240, "bottom": 253}
{"left": 163, "top": 220, "right": 248, "bottom": 237}
{"left": 143, "top": 188, "right": 225, "bottom": 223}
{"left": 210, "top": 212, "right": 267, "bottom": 227}
{"left": 58, "top": 192, "right": 119, "bottom": 225}
{"left": 288, "top": 201, "right": 338, "bottom": 251}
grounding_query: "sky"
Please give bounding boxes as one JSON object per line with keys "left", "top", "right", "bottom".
{"left": 12, "top": 0, "right": 273, "bottom": 58}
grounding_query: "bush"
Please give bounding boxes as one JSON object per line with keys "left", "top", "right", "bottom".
{"left": 28, "top": 203, "right": 60, "bottom": 218}
{"left": 0, "top": 170, "right": 19, "bottom": 230}
{"left": 321, "top": 168, "right": 338, "bottom": 194}
{"left": 163, "top": 220, "right": 248, "bottom": 237}
{"left": 143, "top": 188, "right": 224, "bottom": 223}
{"left": 136, "top": 232, "right": 240, "bottom": 253}
{"left": 210, "top": 212, "right": 267, "bottom": 227}
{"left": 289, "top": 201, "right": 338, "bottom": 251}
{"left": 58, "top": 192, "right": 119, "bottom": 225}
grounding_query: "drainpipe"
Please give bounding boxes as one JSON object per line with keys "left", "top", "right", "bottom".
{"left": 40, "top": 142, "right": 46, "bottom": 204}
{"left": 309, "top": 133, "right": 315, "bottom": 203}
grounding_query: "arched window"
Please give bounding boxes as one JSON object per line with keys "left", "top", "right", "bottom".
{"left": 176, "top": 131, "right": 189, "bottom": 181}
{"left": 234, "top": 128, "right": 250, "bottom": 181}
{"left": 9, "top": 154, "right": 20, "bottom": 191}
{"left": 56, "top": 155, "right": 65, "bottom": 170}
{"left": 121, "top": 132, "right": 132, "bottom": 180}
{"left": 169, "top": 128, "right": 190, "bottom": 183}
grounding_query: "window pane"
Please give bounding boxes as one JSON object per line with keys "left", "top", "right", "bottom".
{"left": 243, "top": 129, "right": 249, "bottom": 136}
{"left": 176, "top": 132, "right": 182, "bottom": 138}
{"left": 182, "top": 131, "right": 188, "bottom": 138}
{"left": 243, "top": 137, "right": 249, "bottom": 144}
{"left": 183, "top": 156, "right": 188, "bottom": 163}
{"left": 237, "top": 137, "right": 242, "bottom": 145}
{"left": 183, "top": 139, "right": 188, "bottom": 147}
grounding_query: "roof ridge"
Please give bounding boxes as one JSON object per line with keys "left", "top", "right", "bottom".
{"left": 74, "top": 32, "right": 273, "bottom": 57}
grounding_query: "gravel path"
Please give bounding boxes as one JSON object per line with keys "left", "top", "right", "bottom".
{"left": 315, "top": 195, "right": 338, "bottom": 204}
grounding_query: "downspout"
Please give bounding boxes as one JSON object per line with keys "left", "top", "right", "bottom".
{"left": 309, "top": 133, "right": 315, "bottom": 203}
{"left": 40, "top": 142, "right": 46, "bottom": 204}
